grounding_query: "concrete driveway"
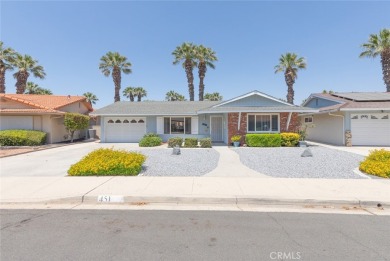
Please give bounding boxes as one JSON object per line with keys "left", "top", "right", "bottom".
{"left": 0, "top": 142, "right": 144, "bottom": 177}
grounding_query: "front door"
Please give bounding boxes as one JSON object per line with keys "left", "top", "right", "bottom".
{"left": 210, "top": 116, "right": 223, "bottom": 142}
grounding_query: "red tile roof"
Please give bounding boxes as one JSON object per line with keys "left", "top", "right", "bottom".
{"left": 0, "top": 94, "right": 93, "bottom": 114}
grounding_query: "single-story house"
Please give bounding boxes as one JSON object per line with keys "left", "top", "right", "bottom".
{"left": 0, "top": 94, "right": 93, "bottom": 144}
{"left": 91, "top": 90, "right": 317, "bottom": 144}
{"left": 301, "top": 92, "right": 390, "bottom": 146}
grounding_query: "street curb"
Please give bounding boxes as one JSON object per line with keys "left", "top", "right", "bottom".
{"left": 1, "top": 196, "right": 389, "bottom": 208}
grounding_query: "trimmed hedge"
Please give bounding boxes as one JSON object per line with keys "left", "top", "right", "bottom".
{"left": 0, "top": 130, "right": 47, "bottom": 146}
{"left": 200, "top": 138, "right": 212, "bottom": 148}
{"left": 143, "top": 133, "right": 160, "bottom": 138}
{"left": 68, "top": 148, "right": 146, "bottom": 176}
{"left": 184, "top": 138, "right": 198, "bottom": 148}
{"left": 139, "top": 136, "right": 162, "bottom": 147}
{"left": 168, "top": 137, "right": 183, "bottom": 148}
{"left": 359, "top": 149, "right": 390, "bottom": 178}
{"left": 281, "top": 132, "right": 300, "bottom": 147}
{"left": 246, "top": 134, "right": 281, "bottom": 147}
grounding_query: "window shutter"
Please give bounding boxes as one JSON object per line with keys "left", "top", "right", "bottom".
{"left": 191, "top": 117, "right": 198, "bottom": 134}
{"left": 157, "top": 117, "right": 163, "bottom": 134}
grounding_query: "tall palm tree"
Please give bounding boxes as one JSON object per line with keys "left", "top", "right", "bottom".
{"left": 196, "top": 45, "right": 217, "bottom": 101}
{"left": 204, "top": 92, "right": 223, "bottom": 101}
{"left": 83, "top": 92, "right": 99, "bottom": 105}
{"left": 24, "top": 82, "right": 52, "bottom": 95}
{"left": 172, "top": 43, "right": 197, "bottom": 101}
{"left": 123, "top": 86, "right": 136, "bottom": 102}
{"left": 134, "top": 87, "right": 147, "bottom": 102}
{"left": 12, "top": 54, "right": 46, "bottom": 94}
{"left": 0, "top": 41, "right": 16, "bottom": 93}
{"left": 99, "top": 52, "right": 132, "bottom": 102}
{"left": 165, "top": 90, "right": 186, "bottom": 101}
{"left": 360, "top": 28, "right": 390, "bottom": 92}
{"left": 274, "top": 53, "right": 307, "bottom": 104}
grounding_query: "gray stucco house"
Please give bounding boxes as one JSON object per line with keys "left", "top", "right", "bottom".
{"left": 301, "top": 92, "right": 390, "bottom": 146}
{"left": 91, "top": 90, "right": 316, "bottom": 144}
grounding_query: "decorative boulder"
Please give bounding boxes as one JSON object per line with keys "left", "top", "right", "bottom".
{"left": 301, "top": 148, "right": 313, "bottom": 157}
{"left": 172, "top": 145, "right": 181, "bottom": 155}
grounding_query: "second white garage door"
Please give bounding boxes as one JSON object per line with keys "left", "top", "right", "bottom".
{"left": 105, "top": 117, "right": 146, "bottom": 143}
{"left": 351, "top": 113, "right": 390, "bottom": 146}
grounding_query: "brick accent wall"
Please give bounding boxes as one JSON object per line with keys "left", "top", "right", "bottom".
{"left": 228, "top": 113, "right": 247, "bottom": 145}
{"left": 280, "top": 112, "right": 299, "bottom": 132}
{"left": 228, "top": 112, "right": 300, "bottom": 145}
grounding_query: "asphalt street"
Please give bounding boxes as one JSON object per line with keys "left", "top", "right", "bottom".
{"left": 1, "top": 209, "right": 389, "bottom": 261}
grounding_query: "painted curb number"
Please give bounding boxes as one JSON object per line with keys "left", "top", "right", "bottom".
{"left": 97, "top": 195, "right": 124, "bottom": 203}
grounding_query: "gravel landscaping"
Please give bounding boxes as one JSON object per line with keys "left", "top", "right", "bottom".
{"left": 233, "top": 146, "right": 366, "bottom": 179}
{"left": 139, "top": 148, "right": 219, "bottom": 176}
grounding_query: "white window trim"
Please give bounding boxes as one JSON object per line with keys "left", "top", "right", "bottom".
{"left": 247, "top": 113, "right": 280, "bottom": 133}
{"left": 163, "top": 116, "right": 192, "bottom": 135}
{"left": 304, "top": 116, "right": 313, "bottom": 123}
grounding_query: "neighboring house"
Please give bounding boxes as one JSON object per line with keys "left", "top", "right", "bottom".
{"left": 0, "top": 94, "right": 93, "bottom": 144}
{"left": 301, "top": 92, "right": 390, "bottom": 146}
{"left": 91, "top": 90, "right": 316, "bottom": 144}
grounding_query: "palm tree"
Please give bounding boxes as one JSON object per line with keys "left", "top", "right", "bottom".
{"left": 11, "top": 54, "right": 46, "bottom": 94}
{"left": 172, "top": 43, "right": 197, "bottom": 101}
{"left": 0, "top": 41, "right": 16, "bottom": 93}
{"left": 165, "top": 90, "right": 186, "bottom": 101}
{"left": 274, "top": 53, "right": 307, "bottom": 104}
{"left": 24, "top": 82, "right": 52, "bottom": 95}
{"left": 360, "top": 28, "right": 390, "bottom": 92}
{"left": 134, "top": 87, "right": 147, "bottom": 102}
{"left": 83, "top": 92, "right": 99, "bottom": 105}
{"left": 204, "top": 92, "right": 223, "bottom": 101}
{"left": 196, "top": 45, "right": 217, "bottom": 101}
{"left": 99, "top": 52, "right": 132, "bottom": 102}
{"left": 123, "top": 86, "right": 136, "bottom": 102}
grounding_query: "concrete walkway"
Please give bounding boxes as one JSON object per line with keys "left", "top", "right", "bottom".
{"left": 204, "top": 147, "right": 269, "bottom": 178}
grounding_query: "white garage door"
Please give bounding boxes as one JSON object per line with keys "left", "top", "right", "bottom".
{"left": 105, "top": 117, "right": 146, "bottom": 143}
{"left": 351, "top": 114, "right": 390, "bottom": 146}
{"left": 0, "top": 116, "right": 33, "bottom": 130}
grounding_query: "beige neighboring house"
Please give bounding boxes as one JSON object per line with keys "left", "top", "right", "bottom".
{"left": 0, "top": 94, "right": 93, "bottom": 144}
{"left": 301, "top": 92, "right": 390, "bottom": 146}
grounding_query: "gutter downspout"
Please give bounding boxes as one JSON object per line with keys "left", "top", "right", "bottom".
{"left": 328, "top": 112, "right": 345, "bottom": 145}
{"left": 238, "top": 112, "right": 241, "bottom": 131}
{"left": 286, "top": 112, "right": 292, "bottom": 131}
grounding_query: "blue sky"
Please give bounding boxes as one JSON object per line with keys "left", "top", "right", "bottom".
{"left": 1, "top": 1, "right": 389, "bottom": 108}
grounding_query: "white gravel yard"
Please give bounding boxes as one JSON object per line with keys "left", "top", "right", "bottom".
{"left": 139, "top": 148, "right": 219, "bottom": 176}
{"left": 233, "top": 146, "right": 366, "bottom": 179}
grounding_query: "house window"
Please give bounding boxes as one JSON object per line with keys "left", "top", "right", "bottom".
{"left": 123, "top": 119, "right": 129, "bottom": 123}
{"left": 164, "top": 117, "right": 191, "bottom": 134}
{"left": 108, "top": 120, "right": 114, "bottom": 123}
{"left": 304, "top": 116, "right": 313, "bottom": 123}
{"left": 115, "top": 120, "right": 121, "bottom": 123}
{"left": 247, "top": 114, "right": 279, "bottom": 132}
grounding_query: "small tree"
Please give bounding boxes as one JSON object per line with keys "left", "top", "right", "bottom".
{"left": 64, "top": 113, "right": 90, "bottom": 142}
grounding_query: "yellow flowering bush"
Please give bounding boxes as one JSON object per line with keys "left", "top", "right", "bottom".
{"left": 281, "top": 132, "right": 300, "bottom": 147}
{"left": 68, "top": 148, "right": 146, "bottom": 176}
{"left": 359, "top": 149, "right": 390, "bottom": 178}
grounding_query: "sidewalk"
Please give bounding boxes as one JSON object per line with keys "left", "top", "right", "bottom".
{"left": 1, "top": 176, "right": 390, "bottom": 207}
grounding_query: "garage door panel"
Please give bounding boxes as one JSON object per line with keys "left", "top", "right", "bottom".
{"left": 0, "top": 116, "right": 33, "bottom": 130}
{"left": 105, "top": 117, "right": 146, "bottom": 143}
{"left": 351, "top": 114, "right": 390, "bottom": 146}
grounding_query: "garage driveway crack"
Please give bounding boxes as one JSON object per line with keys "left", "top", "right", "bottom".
{"left": 81, "top": 177, "right": 115, "bottom": 202}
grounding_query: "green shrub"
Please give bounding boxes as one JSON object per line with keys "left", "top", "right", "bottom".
{"left": 200, "top": 138, "right": 212, "bottom": 148}
{"left": 281, "top": 132, "right": 300, "bottom": 147}
{"left": 64, "top": 113, "right": 90, "bottom": 142}
{"left": 68, "top": 148, "right": 146, "bottom": 176}
{"left": 245, "top": 134, "right": 281, "bottom": 147}
{"left": 168, "top": 137, "right": 183, "bottom": 147}
{"left": 184, "top": 138, "right": 198, "bottom": 148}
{"left": 139, "top": 136, "right": 162, "bottom": 147}
{"left": 0, "top": 130, "right": 47, "bottom": 146}
{"left": 143, "top": 133, "right": 160, "bottom": 138}
{"left": 359, "top": 149, "right": 390, "bottom": 178}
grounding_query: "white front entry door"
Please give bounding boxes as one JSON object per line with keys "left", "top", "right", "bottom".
{"left": 105, "top": 117, "right": 146, "bottom": 143}
{"left": 351, "top": 113, "right": 390, "bottom": 146}
{"left": 210, "top": 116, "right": 223, "bottom": 142}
